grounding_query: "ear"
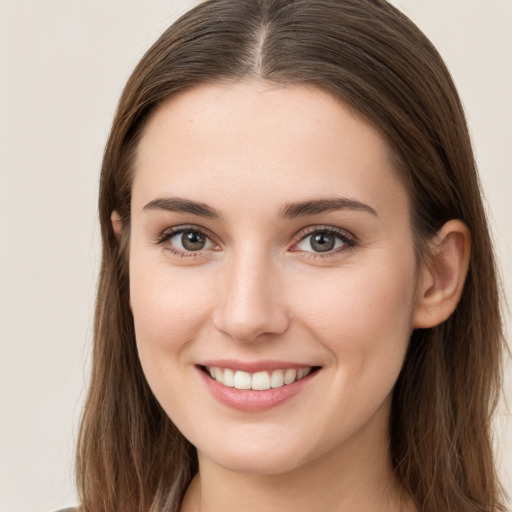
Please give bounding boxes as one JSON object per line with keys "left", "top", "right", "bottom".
{"left": 111, "top": 210, "right": 132, "bottom": 310}
{"left": 413, "top": 220, "right": 471, "bottom": 329}
{"left": 111, "top": 210, "right": 123, "bottom": 239}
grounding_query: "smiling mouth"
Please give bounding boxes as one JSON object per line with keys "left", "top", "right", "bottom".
{"left": 201, "top": 365, "right": 320, "bottom": 391}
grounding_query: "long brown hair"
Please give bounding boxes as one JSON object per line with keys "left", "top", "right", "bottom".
{"left": 76, "top": 1, "right": 507, "bottom": 511}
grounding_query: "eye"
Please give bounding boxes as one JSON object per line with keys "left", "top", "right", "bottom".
{"left": 157, "top": 226, "right": 218, "bottom": 255}
{"left": 293, "top": 228, "right": 355, "bottom": 254}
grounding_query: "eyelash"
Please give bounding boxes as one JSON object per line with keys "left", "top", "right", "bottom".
{"left": 155, "top": 224, "right": 357, "bottom": 259}
{"left": 155, "top": 225, "right": 218, "bottom": 259}
{"left": 292, "top": 226, "right": 357, "bottom": 259}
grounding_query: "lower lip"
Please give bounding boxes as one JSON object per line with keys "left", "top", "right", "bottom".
{"left": 198, "top": 368, "right": 318, "bottom": 412}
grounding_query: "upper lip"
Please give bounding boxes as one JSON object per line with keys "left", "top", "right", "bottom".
{"left": 198, "top": 359, "right": 321, "bottom": 373}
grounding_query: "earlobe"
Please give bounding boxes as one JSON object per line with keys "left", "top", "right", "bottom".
{"left": 413, "top": 220, "right": 471, "bottom": 329}
{"left": 111, "top": 210, "right": 123, "bottom": 239}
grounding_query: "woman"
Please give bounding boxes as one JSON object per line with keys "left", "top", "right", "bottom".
{"left": 75, "top": 0, "right": 507, "bottom": 511}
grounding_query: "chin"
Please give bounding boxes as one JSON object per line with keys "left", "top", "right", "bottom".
{"left": 195, "top": 432, "right": 320, "bottom": 476}
{"left": 211, "top": 451, "right": 305, "bottom": 476}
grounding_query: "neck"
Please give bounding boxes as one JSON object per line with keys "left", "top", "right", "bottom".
{"left": 181, "top": 404, "right": 415, "bottom": 512}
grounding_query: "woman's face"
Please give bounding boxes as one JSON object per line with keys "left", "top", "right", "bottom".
{"left": 128, "top": 82, "right": 421, "bottom": 475}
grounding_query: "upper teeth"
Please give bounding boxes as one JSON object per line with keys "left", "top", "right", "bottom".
{"left": 206, "top": 367, "right": 312, "bottom": 390}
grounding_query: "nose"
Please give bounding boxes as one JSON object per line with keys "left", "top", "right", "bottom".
{"left": 212, "top": 249, "right": 291, "bottom": 343}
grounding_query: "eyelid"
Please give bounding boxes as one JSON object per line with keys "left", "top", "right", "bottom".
{"left": 155, "top": 224, "right": 220, "bottom": 256}
{"left": 290, "top": 225, "right": 357, "bottom": 255}
{"left": 154, "top": 223, "right": 357, "bottom": 258}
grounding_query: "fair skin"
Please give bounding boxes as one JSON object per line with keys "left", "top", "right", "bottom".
{"left": 113, "top": 81, "right": 470, "bottom": 512}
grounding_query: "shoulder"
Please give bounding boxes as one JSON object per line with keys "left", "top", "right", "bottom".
{"left": 55, "top": 508, "right": 77, "bottom": 512}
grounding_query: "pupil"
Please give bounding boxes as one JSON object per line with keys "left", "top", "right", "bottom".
{"left": 182, "top": 231, "right": 205, "bottom": 251}
{"left": 311, "top": 232, "right": 335, "bottom": 252}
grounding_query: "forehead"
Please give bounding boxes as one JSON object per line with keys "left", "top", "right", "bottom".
{"left": 131, "top": 81, "right": 408, "bottom": 219}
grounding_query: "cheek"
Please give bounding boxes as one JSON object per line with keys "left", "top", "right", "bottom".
{"left": 292, "top": 266, "right": 417, "bottom": 449}
{"left": 297, "top": 263, "right": 415, "bottom": 337}
{"left": 129, "top": 262, "right": 215, "bottom": 419}
{"left": 128, "top": 260, "right": 216, "bottom": 409}
{"left": 130, "top": 260, "right": 212, "bottom": 345}
{"left": 291, "top": 258, "right": 417, "bottom": 392}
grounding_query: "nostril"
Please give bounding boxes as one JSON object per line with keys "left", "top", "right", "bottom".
{"left": 212, "top": 264, "right": 291, "bottom": 341}
{"left": 212, "top": 301, "right": 291, "bottom": 342}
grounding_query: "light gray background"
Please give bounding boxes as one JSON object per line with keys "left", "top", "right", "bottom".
{"left": 1, "top": 1, "right": 510, "bottom": 510}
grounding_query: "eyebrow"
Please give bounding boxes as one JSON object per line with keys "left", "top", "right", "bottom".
{"left": 143, "top": 197, "right": 222, "bottom": 219}
{"left": 280, "top": 197, "right": 378, "bottom": 218}
{"left": 142, "top": 196, "right": 378, "bottom": 219}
